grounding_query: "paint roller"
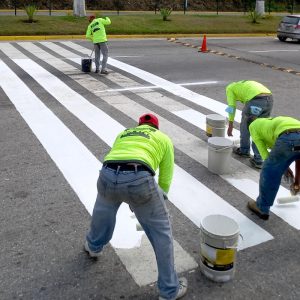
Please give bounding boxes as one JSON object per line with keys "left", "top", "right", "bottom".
{"left": 277, "top": 195, "right": 300, "bottom": 204}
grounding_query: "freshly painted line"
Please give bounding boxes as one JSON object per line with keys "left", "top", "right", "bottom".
{"left": 94, "top": 81, "right": 219, "bottom": 93}
{"left": 0, "top": 56, "right": 197, "bottom": 286}
{"left": 0, "top": 59, "right": 144, "bottom": 250}
{"left": 61, "top": 41, "right": 242, "bottom": 123}
{"left": 30, "top": 41, "right": 300, "bottom": 231}
{"left": 10, "top": 42, "right": 273, "bottom": 250}
{"left": 249, "top": 50, "right": 299, "bottom": 53}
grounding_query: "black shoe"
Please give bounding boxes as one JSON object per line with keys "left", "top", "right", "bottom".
{"left": 249, "top": 157, "right": 263, "bottom": 169}
{"left": 100, "top": 69, "right": 109, "bottom": 75}
{"left": 233, "top": 147, "right": 250, "bottom": 158}
{"left": 247, "top": 200, "right": 269, "bottom": 220}
{"left": 95, "top": 69, "right": 99, "bottom": 73}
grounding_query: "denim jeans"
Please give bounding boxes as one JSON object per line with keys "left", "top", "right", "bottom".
{"left": 240, "top": 95, "right": 273, "bottom": 163}
{"left": 256, "top": 132, "right": 300, "bottom": 214}
{"left": 86, "top": 166, "right": 179, "bottom": 299}
{"left": 94, "top": 42, "right": 108, "bottom": 71}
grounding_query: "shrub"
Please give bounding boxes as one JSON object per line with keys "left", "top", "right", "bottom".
{"left": 24, "top": 4, "right": 37, "bottom": 23}
{"left": 248, "top": 9, "right": 261, "bottom": 24}
{"left": 160, "top": 7, "right": 172, "bottom": 21}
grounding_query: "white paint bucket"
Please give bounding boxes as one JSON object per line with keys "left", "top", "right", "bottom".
{"left": 200, "top": 214, "right": 240, "bottom": 282}
{"left": 208, "top": 137, "right": 233, "bottom": 174}
{"left": 206, "top": 114, "right": 227, "bottom": 137}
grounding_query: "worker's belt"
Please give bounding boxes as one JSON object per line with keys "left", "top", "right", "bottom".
{"left": 278, "top": 129, "right": 300, "bottom": 137}
{"left": 104, "top": 162, "right": 152, "bottom": 173}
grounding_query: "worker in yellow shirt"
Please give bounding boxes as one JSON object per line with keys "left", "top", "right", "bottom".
{"left": 84, "top": 114, "right": 187, "bottom": 300}
{"left": 86, "top": 15, "right": 111, "bottom": 74}
{"left": 247, "top": 116, "right": 300, "bottom": 220}
{"left": 225, "top": 80, "right": 273, "bottom": 169}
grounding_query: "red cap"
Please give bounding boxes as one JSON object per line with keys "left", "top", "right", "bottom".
{"left": 88, "top": 15, "right": 95, "bottom": 22}
{"left": 139, "top": 113, "right": 159, "bottom": 129}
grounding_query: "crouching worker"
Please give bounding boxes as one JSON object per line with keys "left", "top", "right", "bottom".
{"left": 247, "top": 116, "right": 300, "bottom": 220}
{"left": 225, "top": 80, "right": 273, "bottom": 169}
{"left": 84, "top": 113, "right": 187, "bottom": 300}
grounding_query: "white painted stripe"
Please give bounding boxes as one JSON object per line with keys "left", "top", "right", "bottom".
{"left": 61, "top": 41, "right": 242, "bottom": 123}
{"left": 249, "top": 50, "right": 299, "bottom": 53}
{"left": 17, "top": 41, "right": 274, "bottom": 249}
{"left": 60, "top": 42, "right": 300, "bottom": 231}
{"left": 95, "top": 81, "right": 219, "bottom": 93}
{"left": 0, "top": 58, "right": 197, "bottom": 286}
{"left": 0, "top": 59, "right": 143, "bottom": 250}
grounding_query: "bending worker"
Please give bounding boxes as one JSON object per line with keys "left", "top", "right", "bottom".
{"left": 84, "top": 114, "right": 187, "bottom": 300}
{"left": 86, "top": 15, "right": 111, "bottom": 74}
{"left": 225, "top": 80, "right": 273, "bottom": 169}
{"left": 247, "top": 116, "right": 300, "bottom": 220}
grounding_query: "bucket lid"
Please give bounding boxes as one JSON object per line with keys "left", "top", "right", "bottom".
{"left": 208, "top": 137, "right": 233, "bottom": 149}
{"left": 206, "top": 114, "right": 226, "bottom": 127}
{"left": 201, "top": 214, "right": 239, "bottom": 237}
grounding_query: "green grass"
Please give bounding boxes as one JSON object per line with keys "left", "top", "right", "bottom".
{"left": 0, "top": 14, "right": 282, "bottom": 36}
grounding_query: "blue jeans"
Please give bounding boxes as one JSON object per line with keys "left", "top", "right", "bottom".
{"left": 86, "top": 166, "right": 179, "bottom": 299}
{"left": 256, "top": 132, "right": 300, "bottom": 214}
{"left": 94, "top": 42, "right": 108, "bottom": 71}
{"left": 240, "top": 95, "right": 273, "bottom": 163}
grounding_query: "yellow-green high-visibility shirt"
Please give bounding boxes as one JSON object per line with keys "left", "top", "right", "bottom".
{"left": 86, "top": 17, "right": 111, "bottom": 44}
{"left": 226, "top": 80, "right": 271, "bottom": 121}
{"left": 249, "top": 116, "right": 300, "bottom": 160}
{"left": 104, "top": 125, "right": 174, "bottom": 193}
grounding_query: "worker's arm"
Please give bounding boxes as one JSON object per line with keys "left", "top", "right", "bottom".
{"left": 158, "top": 138, "right": 174, "bottom": 193}
{"left": 249, "top": 126, "right": 269, "bottom": 160}
{"left": 85, "top": 24, "right": 93, "bottom": 41}
{"left": 101, "top": 17, "right": 111, "bottom": 25}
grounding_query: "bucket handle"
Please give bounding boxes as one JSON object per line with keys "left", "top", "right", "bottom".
{"left": 89, "top": 46, "right": 94, "bottom": 59}
{"left": 209, "top": 146, "right": 233, "bottom": 152}
{"left": 224, "top": 234, "right": 244, "bottom": 249}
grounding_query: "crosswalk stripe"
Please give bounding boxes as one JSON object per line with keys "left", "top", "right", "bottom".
{"left": 9, "top": 41, "right": 275, "bottom": 249}
{"left": 58, "top": 41, "right": 300, "bottom": 230}
{"left": 0, "top": 57, "right": 197, "bottom": 286}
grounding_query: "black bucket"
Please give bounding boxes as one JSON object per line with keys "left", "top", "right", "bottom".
{"left": 81, "top": 58, "right": 92, "bottom": 73}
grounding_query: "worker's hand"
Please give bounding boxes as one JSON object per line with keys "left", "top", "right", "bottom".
{"left": 227, "top": 122, "right": 233, "bottom": 137}
{"left": 163, "top": 191, "right": 168, "bottom": 200}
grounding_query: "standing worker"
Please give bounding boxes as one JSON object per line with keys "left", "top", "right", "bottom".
{"left": 247, "top": 116, "right": 300, "bottom": 220}
{"left": 225, "top": 80, "right": 273, "bottom": 169}
{"left": 84, "top": 113, "right": 188, "bottom": 300}
{"left": 86, "top": 15, "right": 111, "bottom": 74}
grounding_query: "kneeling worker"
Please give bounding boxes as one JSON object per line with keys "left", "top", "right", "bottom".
{"left": 225, "top": 80, "right": 273, "bottom": 168}
{"left": 84, "top": 113, "right": 187, "bottom": 300}
{"left": 247, "top": 116, "right": 300, "bottom": 220}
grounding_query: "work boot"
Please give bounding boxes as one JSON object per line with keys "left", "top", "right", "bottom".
{"left": 247, "top": 200, "right": 269, "bottom": 220}
{"left": 95, "top": 69, "right": 99, "bottom": 74}
{"left": 159, "top": 277, "right": 188, "bottom": 300}
{"left": 249, "top": 157, "right": 263, "bottom": 169}
{"left": 233, "top": 147, "right": 250, "bottom": 158}
{"left": 101, "top": 69, "right": 109, "bottom": 75}
{"left": 84, "top": 240, "right": 101, "bottom": 258}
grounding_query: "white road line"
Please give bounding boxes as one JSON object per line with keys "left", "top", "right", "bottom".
{"left": 61, "top": 42, "right": 300, "bottom": 231}
{"left": 61, "top": 41, "right": 242, "bottom": 123}
{"left": 0, "top": 57, "right": 197, "bottom": 286}
{"left": 94, "top": 81, "right": 219, "bottom": 93}
{"left": 249, "top": 50, "right": 299, "bottom": 53}
{"left": 9, "top": 42, "right": 274, "bottom": 250}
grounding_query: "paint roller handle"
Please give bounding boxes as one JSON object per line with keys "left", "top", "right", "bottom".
{"left": 89, "top": 46, "right": 95, "bottom": 59}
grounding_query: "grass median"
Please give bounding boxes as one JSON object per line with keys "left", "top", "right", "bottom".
{"left": 0, "top": 14, "right": 281, "bottom": 36}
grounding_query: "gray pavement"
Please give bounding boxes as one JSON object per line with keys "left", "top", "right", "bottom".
{"left": 1, "top": 37, "right": 300, "bottom": 299}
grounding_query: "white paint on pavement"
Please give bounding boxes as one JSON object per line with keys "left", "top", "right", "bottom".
{"left": 9, "top": 42, "right": 273, "bottom": 250}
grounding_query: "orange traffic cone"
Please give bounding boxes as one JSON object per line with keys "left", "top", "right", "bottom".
{"left": 199, "top": 35, "right": 208, "bottom": 52}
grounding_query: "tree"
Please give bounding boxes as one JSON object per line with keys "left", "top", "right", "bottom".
{"left": 255, "top": 0, "right": 265, "bottom": 15}
{"left": 73, "top": 0, "right": 86, "bottom": 17}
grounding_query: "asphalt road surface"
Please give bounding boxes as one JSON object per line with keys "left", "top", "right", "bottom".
{"left": 0, "top": 37, "right": 300, "bottom": 300}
